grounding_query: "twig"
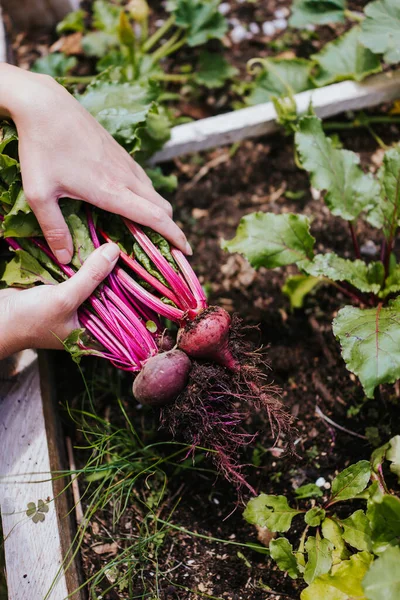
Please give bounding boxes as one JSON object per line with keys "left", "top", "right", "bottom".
{"left": 315, "top": 406, "right": 367, "bottom": 440}
{"left": 66, "top": 436, "right": 85, "bottom": 526}
{"left": 181, "top": 153, "right": 230, "bottom": 192}
{"left": 312, "top": 372, "right": 346, "bottom": 406}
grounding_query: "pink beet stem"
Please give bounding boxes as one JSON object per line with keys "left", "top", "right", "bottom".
{"left": 171, "top": 248, "right": 207, "bottom": 309}
{"left": 124, "top": 219, "right": 197, "bottom": 310}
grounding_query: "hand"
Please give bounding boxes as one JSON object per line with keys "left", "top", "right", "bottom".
{"left": 0, "top": 64, "right": 191, "bottom": 264}
{"left": 0, "top": 242, "right": 120, "bottom": 359}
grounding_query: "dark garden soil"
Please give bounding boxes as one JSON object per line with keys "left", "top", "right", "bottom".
{"left": 5, "top": 1, "right": 400, "bottom": 598}
{"left": 51, "top": 118, "right": 400, "bottom": 600}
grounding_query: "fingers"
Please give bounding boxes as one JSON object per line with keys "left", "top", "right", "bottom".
{"left": 112, "top": 190, "right": 191, "bottom": 255}
{"left": 29, "top": 199, "right": 74, "bottom": 264}
{"left": 128, "top": 178, "right": 173, "bottom": 218}
{"left": 57, "top": 243, "right": 120, "bottom": 310}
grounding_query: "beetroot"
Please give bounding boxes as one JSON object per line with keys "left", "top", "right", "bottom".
{"left": 133, "top": 349, "right": 192, "bottom": 407}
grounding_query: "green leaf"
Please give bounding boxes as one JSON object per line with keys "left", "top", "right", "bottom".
{"left": 303, "top": 253, "right": 384, "bottom": 294}
{"left": 64, "top": 328, "right": 97, "bottom": 364}
{"left": 2, "top": 190, "right": 41, "bottom": 238}
{"left": 270, "top": 538, "right": 300, "bottom": 579}
{"left": 360, "top": 0, "right": 400, "bottom": 65}
{"left": 118, "top": 11, "right": 136, "bottom": 48}
{"left": 289, "top": 0, "right": 346, "bottom": 28}
{"left": 0, "top": 153, "right": 20, "bottom": 186}
{"left": 243, "top": 494, "right": 303, "bottom": 533}
{"left": 0, "top": 122, "right": 18, "bottom": 154}
{"left": 311, "top": 27, "right": 381, "bottom": 87}
{"left": 295, "top": 483, "right": 324, "bottom": 499}
{"left": 330, "top": 461, "right": 371, "bottom": 503}
{"left": 92, "top": 0, "right": 121, "bottom": 33}
{"left": 304, "top": 533, "right": 333, "bottom": 585}
{"left": 222, "top": 212, "right": 315, "bottom": 270}
{"left": 145, "top": 167, "right": 178, "bottom": 193}
{"left": 56, "top": 9, "right": 86, "bottom": 34}
{"left": 134, "top": 105, "right": 172, "bottom": 161}
{"left": 367, "top": 146, "right": 400, "bottom": 240}
{"left": 76, "top": 80, "right": 156, "bottom": 149}
{"left": 333, "top": 300, "right": 400, "bottom": 398}
{"left": 1, "top": 250, "right": 58, "bottom": 287}
{"left": 31, "top": 53, "right": 77, "bottom": 77}
{"left": 65, "top": 214, "right": 95, "bottom": 269}
{"left": 283, "top": 274, "right": 321, "bottom": 309}
{"left": 295, "top": 115, "right": 380, "bottom": 221}
{"left": 367, "top": 494, "right": 400, "bottom": 553}
{"left": 18, "top": 239, "right": 66, "bottom": 281}
{"left": 245, "top": 58, "right": 314, "bottom": 106}
{"left": 305, "top": 507, "right": 326, "bottom": 527}
{"left": 363, "top": 546, "right": 400, "bottom": 600}
{"left": 341, "top": 510, "right": 372, "bottom": 552}
{"left": 322, "top": 518, "right": 349, "bottom": 564}
{"left": 301, "top": 551, "right": 373, "bottom": 600}
{"left": 171, "top": 0, "right": 228, "bottom": 47}
{"left": 386, "top": 435, "right": 400, "bottom": 482}
{"left": 194, "top": 51, "right": 238, "bottom": 89}
{"left": 82, "top": 31, "right": 119, "bottom": 57}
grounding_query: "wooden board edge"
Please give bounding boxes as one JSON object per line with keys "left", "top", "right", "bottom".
{"left": 150, "top": 70, "right": 400, "bottom": 163}
{"left": 38, "top": 352, "right": 86, "bottom": 600}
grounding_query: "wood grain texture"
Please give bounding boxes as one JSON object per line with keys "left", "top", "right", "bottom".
{"left": 150, "top": 70, "right": 400, "bottom": 164}
{"left": 0, "top": 5, "right": 5, "bottom": 62}
{"left": 0, "top": 0, "right": 80, "bottom": 31}
{"left": 0, "top": 351, "right": 70, "bottom": 599}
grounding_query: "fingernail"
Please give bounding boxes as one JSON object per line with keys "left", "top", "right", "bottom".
{"left": 185, "top": 241, "right": 193, "bottom": 256}
{"left": 102, "top": 242, "right": 120, "bottom": 263}
{"left": 56, "top": 249, "right": 72, "bottom": 264}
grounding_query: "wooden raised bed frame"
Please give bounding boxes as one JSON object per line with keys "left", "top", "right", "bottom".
{"left": 0, "top": 3, "right": 400, "bottom": 598}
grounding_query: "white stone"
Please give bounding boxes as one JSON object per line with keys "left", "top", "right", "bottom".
{"left": 231, "top": 24, "right": 248, "bottom": 44}
{"left": 249, "top": 22, "right": 260, "bottom": 34}
{"left": 273, "top": 18, "right": 288, "bottom": 31}
{"left": 262, "top": 21, "right": 276, "bottom": 36}
{"left": 316, "top": 477, "right": 326, "bottom": 487}
{"left": 274, "top": 7, "right": 290, "bottom": 18}
{"left": 218, "top": 2, "right": 231, "bottom": 15}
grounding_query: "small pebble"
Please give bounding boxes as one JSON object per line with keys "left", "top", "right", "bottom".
{"left": 155, "top": 19, "right": 165, "bottom": 27}
{"left": 361, "top": 240, "right": 379, "bottom": 257}
{"left": 274, "top": 7, "right": 290, "bottom": 18}
{"left": 324, "top": 482, "right": 331, "bottom": 490}
{"left": 213, "top": 497, "right": 220, "bottom": 505}
{"left": 218, "top": 2, "right": 231, "bottom": 15}
{"left": 311, "top": 187, "right": 321, "bottom": 201}
{"left": 316, "top": 476, "right": 326, "bottom": 487}
{"left": 262, "top": 21, "right": 276, "bottom": 36}
{"left": 305, "top": 24, "right": 316, "bottom": 31}
{"left": 249, "top": 22, "right": 260, "bottom": 35}
{"left": 231, "top": 24, "right": 249, "bottom": 44}
{"left": 273, "top": 18, "right": 288, "bottom": 31}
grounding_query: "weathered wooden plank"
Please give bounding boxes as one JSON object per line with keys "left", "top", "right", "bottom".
{"left": 1, "top": 0, "right": 80, "bottom": 31}
{"left": 0, "top": 351, "right": 72, "bottom": 600}
{"left": 0, "top": 5, "right": 6, "bottom": 63}
{"left": 150, "top": 70, "right": 400, "bottom": 164}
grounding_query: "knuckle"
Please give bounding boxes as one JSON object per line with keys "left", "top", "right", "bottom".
{"left": 150, "top": 206, "right": 164, "bottom": 225}
{"left": 44, "top": 228, "right": 68, "bottom": 248}
{"left": 24, "top": 187, "right": 48, "bottom": 207}
{"left": 87, "top": 264, "right": 106, "bottom": 285}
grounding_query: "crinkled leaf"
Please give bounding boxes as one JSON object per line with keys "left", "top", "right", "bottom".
{"left": 304, "top": 533, "right": 333, "bottom": 585}
{"left": 295, "top": 483, "right": 324, "bottom": 499}
{"left": 366, "top": 146, "right": 400, "bottom": 240}
{"left": 65, "top": 214, "right": 95, "bottom": 269}
{"left": 311, "top": 27, "right": 381, "bottom": 87}
{"left": 367, "top": 493, "right": 400, "bottom": 553}
{"left": 170, "top": 0, "right": 228, "bottom": 47}
{"left": 305, "top": 507, "right": 326, "bottom": 527}
{"left": 360, "top": 0, "right": 400, "bottom": 65}
{"left": 93, "top": 0, "right": 121, "bottom": 33}
{"left": 295, "top": 115, "right": 380, "bottom": 221}
{"left": 31, "top": 53, "right": 77, "bottom": 77}
{"left": 363, "top": 546, "right": 400, "bottom": 600}
{"left": 145, "top": 167, "right": 177, "bottom": 193}
{"left": 134, "top": 105, "right": 172, "bottom": 160}
{"left": 76, "top": 80, "right": 156, "bottom": 148}
{"left": 222, "top": 212, "right": 315, "bottom": 269}
{"left": 2, "top": 190, "right": 41, "bottom": 238}
{"left": 82, "top": 31, "right": 119, "bottom": 57}
{"left": 64, "top": 328, "right": 97, "bottom": 364}
{"left": 322, "top": 518, "right": 350, "bottom": 564}
{"left": 289, "top": 0, "right": 346, "bottom": 28}
{"left": 386, "top": 435, "right": 400, "bottom": 482}
{"left": 333, "top": 300, "right": 400, "bottom": 398}
{"left": 301, "top": 551, "right": 373, "bottom": 600}
{"left": 303, "top": 253, "right": 384, "bottom": 294}
{"left": 243, "top": 494, "right": 303, "bottom": 533}
{"left": 246, "top": 58, "right": 314, "bottom": 106}
{"left": 1, "top": 249, "right": 57, "bottom": 287}
{"left": 341, "top": 510, "right": 372, "bottom": 552}
{"left": 270, "top": 538, "right": 300, "bottom": 579}
{"left": 0, "top": 153, "right": 20, "bottom": 186}
{"left": 194, "top": 51, "right": 238, "bottom": 88}
{"left": 330, "top": 461, "right": 371, "bottom": 503}
{"left": 56, "top": 9, "right": 86, "bottom": 34}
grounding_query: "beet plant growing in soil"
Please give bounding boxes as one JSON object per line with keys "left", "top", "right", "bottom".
{"left": 224, "top": 113, "right": 400, "bottom": 399}
{"left": 244, "top": 436, "right": 400, "bottom": 599}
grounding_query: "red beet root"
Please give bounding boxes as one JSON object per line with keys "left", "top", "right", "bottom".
{"left": 178, "top": 306, "right": 239, "bottom": 370}
{"left": 133, "top": 349, "right": 192, "bottom": 407}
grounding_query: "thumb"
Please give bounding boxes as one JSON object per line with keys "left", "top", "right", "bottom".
{"left": 57, "top": 243, "right": 120, "bottom": 310}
